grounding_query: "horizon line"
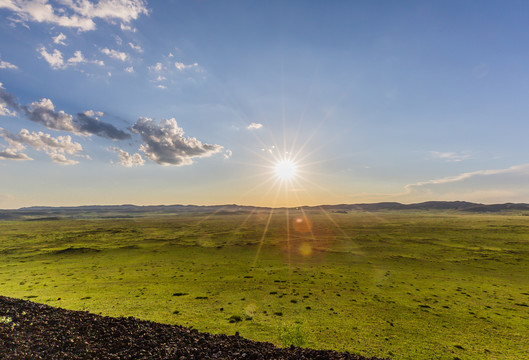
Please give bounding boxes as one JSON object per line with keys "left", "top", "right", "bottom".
{"left": 4, "top": 200, "right": 529, "bottom": 212}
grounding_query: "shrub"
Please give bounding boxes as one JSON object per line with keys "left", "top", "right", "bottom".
{"left": 228, "top": 315, "right": 242, "bottom": 323}
{"left": 277, "top": 323, "right": 307, "bottom": 348}
{"left": 0, "top": 316, "right": 12, "bottom": 324}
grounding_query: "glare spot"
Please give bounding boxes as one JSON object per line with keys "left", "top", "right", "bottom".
{"left": 275, "top": 159, "right": 297, "bottom": 181}
{"left": 299, "top": 243, "right": 312, "bottom": 257}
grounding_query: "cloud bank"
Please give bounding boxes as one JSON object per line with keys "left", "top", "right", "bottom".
{"left": 1, "top": 0, "right": 149, "bottom": 31}
{"left": 131, "top": 117, "right": 223, "bottom": 166}
{"left": 76, "top": 111, "right": 131, "bottom": 140}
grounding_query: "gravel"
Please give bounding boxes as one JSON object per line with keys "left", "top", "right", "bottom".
{"left": 0, "top": 296, "right": 391, "bottom": 360}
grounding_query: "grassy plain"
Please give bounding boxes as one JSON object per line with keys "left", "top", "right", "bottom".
{"left": 1, "top": 209, "right": 528, "bottom": 359}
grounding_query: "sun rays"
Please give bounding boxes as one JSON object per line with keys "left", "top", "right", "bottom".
{"left": 274, "top": 158, "right": 298, "bottom": 181}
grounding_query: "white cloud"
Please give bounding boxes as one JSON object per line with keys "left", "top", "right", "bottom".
{"left": 111, "top": 147, "right": 144, "bottom": 167}
{"left": 157, "top": 84, "right": 167, "bottom": 89}
{"left": 83, "top": 110, "right": 104, "bottom": 117}
{"left": 168, "top": 52, "right": 174, "bottom": 57}
{"left": 131, "top": 117, "right": 223, "bottom": 166}
{"left": 0, "top": 127, "right": 83, "bottom": 164}
{"left": 174, "top": 61, "right": 198, "bottom": 71}
{"left": 148, "top": 58, "right": 204, "bottom": 84}
{"left": 66, "top": 50, "right": 86, "bottom": 65}
{"left": 149, "top": 62, "right": 163, "bottom": 72}
{"left": 223, "top": 149, "right": 232, "bottom": 159}
{"left": 66, "top": 51, "right": 104, "bottom": 67}
{"left": 52, "top": 32, "right": 67, "bottom": 45}
{"left": 128, "top": 42, "right": 143, "bottom": 53}
{"left": 62, "top": 0, "right": 149, "bottom": 23}
{"left": 1, "top": 0, "right": 148, "bottom": 31}
{"left": 394, "top": 164, "right": 529, "bottom": 203}
{"left": 430, "top": 151, "right": 471, "bottom": 162}
{"left": 247, "top": 122, "right": 263, "bottom": 130}
{"left": 1, "top": 0, "right": 96, "bottom": 31}
{"left": 0, "top": 58, "right": 18, "bottom": 70}
{"left": 405, "top": 164, "right": 529, "bottom": 193}
{"left": 120, "top": 22, "right": 136, "bottom": 32}
{"left": 101, "top": 48, "right": 128, "bottom": 61}
{"left": 38, "top": 47, "right": 103, "bottom": 69}
{"left": 0, "top": 148, "right": 32, "bottom": 161}
{"left": 0, "top": 105, "right": 16, "bottom": 117}
{"left": 38, "top": 46, "right": 64, "bottom": 69}
{"left": 125, "top": 66, "right": 134, "bottom": 73}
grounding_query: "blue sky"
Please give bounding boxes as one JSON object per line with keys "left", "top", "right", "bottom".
{"left": 1, "top": 0, "right": 529, "bottom": 208}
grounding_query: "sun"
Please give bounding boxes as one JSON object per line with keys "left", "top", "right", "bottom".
{"left": 274, "top": 159, "right": 298, "bottom": 181}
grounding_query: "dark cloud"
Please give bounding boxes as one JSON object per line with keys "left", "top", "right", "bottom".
{"left": 0, "top": 84, "right": 131, "bottom": 140}
{"left": 76, "top": 112, "right": 131, "bottom": 140}
{"left": 131, "top": 117, "right": 223, "bottom": 166}
{"left": 22, "top": 98, "right": 78, "bottom": 132}
{"left": 0, "top": 85, "right": 20, "bottom": 110}
{"left": 0, "top": 83, "right": 21, "bottom": 116}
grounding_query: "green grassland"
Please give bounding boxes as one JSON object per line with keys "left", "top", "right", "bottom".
{"left": 1, "top": 210, "right": 528, "bottom": 359}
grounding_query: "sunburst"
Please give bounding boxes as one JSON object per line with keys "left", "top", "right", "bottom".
{"left": 274, "top": 158, "right": 298, "bottom": 181}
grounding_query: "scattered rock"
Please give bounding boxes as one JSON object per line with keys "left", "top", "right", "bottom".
{"left": 0, "top": 295, "right": 390, "bottom": 360}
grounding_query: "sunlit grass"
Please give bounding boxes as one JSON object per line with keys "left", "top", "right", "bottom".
{"left": 0, "top": 211, "right": 528, "bottom": 359}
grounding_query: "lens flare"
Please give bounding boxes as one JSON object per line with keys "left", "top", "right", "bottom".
{"left": 293, "top": 216, "right": 312, "bottom": 233}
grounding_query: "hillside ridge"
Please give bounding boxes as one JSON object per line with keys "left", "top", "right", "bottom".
{"left": 2, "top": 201, "right": 529, "bottom": 220}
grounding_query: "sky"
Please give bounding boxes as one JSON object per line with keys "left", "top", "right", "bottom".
{"left": 1, "top": 0, "right": 529, "bottom": 209}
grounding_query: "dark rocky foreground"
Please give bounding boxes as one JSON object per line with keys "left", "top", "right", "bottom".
{"left": 0, "top": 296, "right": 390, "bottom": 360}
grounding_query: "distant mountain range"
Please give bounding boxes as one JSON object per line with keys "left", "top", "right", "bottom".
{"left": 1, "top": 201, "right": 529, "bottom": 220}
{"left": 314, "top": 201, "right": 529, "bottom": 212}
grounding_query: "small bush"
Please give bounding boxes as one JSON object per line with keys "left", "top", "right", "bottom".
{"left": 0, "top": 316, "right": 12, "bottom": 324}
{"left": 228, "top": 315, "right": 242, "bottom": 323}
{"left": 277, "top": 323, "right": 307, "bottom": 348}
